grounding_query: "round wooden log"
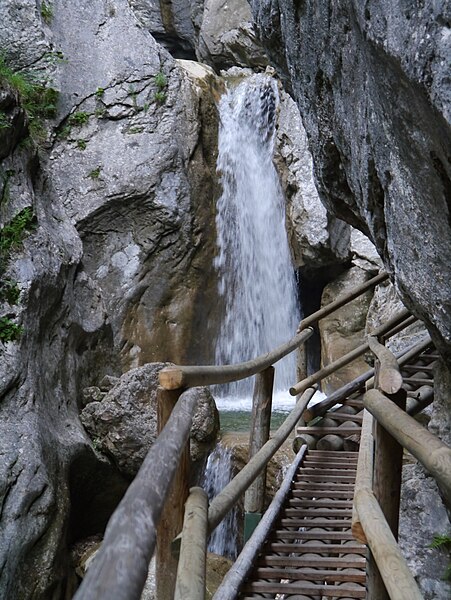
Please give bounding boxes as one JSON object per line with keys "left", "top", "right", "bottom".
{"left": 158, "top": 327, "right": 313, "bottom": 390}
{"left": 368, "top": 336, "right": 403, "bottom": 395}
{"left": 293, "top": 434, "right": 317, "bottom": 451}
{"left": 406, "top": 385, "right": 434, "bottom": 416}
{"left": 365, "top": 389, "right": 451, "bottom": 505}
{"left": 317, "top": 434, "right": 344, "bottom": 451}
{"left": 174, "top": 487, "right": 208, "bottom": 600}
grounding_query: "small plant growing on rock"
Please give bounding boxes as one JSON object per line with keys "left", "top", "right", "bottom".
{"left": 0, "top": 280, "right": 20, "bottom": 305}
{"left": 40, "top": 1, "right": 53, "bottom": 24}
{"left": 0, "top": 207, "right": 37, "bottom": 271}
{"left": 154, "top": 72, "right": 167, "bottom": 90}
{"left": 76, "top": 139, "right": 87, "bottom": 150}
{"left": 0, "top": 316, "right": 23, "bottom": 342}
{"left": 88, "top": 166, "right": 101, "bottom": 180}
{"left": 0, "top": 111, "right": 10, "bottom": 129}
{"left": 95, "top": 87, "right": 105, "bottom": 98}
{"left": 429, "top": 534, "right": 451, "bottom": 581}
{"left": 154, "top": 90, "right": 167, "bottom": 105}
{"left": 0, "top": 55, "right": 59, "bottom": 143}
{"left": 69, "top": 111, "right": 89, "bottom": 127}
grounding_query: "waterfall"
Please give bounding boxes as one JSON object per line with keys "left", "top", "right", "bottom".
{"left": 202, "top": 443, "right": 238, "bottom": 558}
{"left": 214, "top": 74, "right": 300, "bottom": 399}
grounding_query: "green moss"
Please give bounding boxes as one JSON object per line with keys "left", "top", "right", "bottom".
{"left": 68, "top": 111, "right": 89, "bottom": 126}
{"left": 0, "top": 316, "right": 23, "bottom": 342}
{"left": 0, "top": 279, "right": 20, "bottom": 304}
{"left": 95, "top": 87, "right": 105, "bottom": 98}
{"left": 429, "top": 534, "right": 451, "bottom": 581}
{"left": 0, "top": 111, "right": 10, "bottom": 130}
{"left": 88, "top": 166, "right": 101, "bottom": 180}
{"left": 0, "top": 207, "right": 37, "bottom": 270}
{"left": 40, "top": 1, "right": 53, "bottom": 24}
{"left": 76, "top": 139, "right": 87, "bottom": 150}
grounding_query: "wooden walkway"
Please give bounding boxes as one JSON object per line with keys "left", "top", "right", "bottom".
{"left": 235, "top": 345, "right": 437, "bottom": 599}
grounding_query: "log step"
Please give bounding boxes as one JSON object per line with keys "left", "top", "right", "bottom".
{"left": 292, "top": 488, "right": 355, "bottom": 498}
{"left": 324, "top": 412, "right": 363, "bottom": 423}
{"left": 280, "top": 518, "right": 352, "bottom": 527}
{"left": 294, "top": 481, "right": 356, "bottom": 491}
{"left": 267, "top": 542, "right": 366, "bottom": 554}
{"left": 303, "top": 459, "right": 358, "bottom": 468}
{"left": 242, "top": 581, "right": 366, "bottom": 597}
{"left": 297, "top": 427, "right": 362, "bottom": 436}
{"left": 258, "top": 556, "right": 366, "bottom": 568}
{"left": 295, "top": 474, "right": 356, "bottom": 483}
{"left": 288, "top": 499, "right": 354, "bottom": 508}
{"left": 254, "top": 567, "right": 366, "bottom": 583}
{"left": 283, "top": 508, "right": 353, "bottom": 518}
{"left": 271, "top": 530, "right": 357, "bottom": 541}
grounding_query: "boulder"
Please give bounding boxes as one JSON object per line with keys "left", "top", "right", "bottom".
{"left": 80, "top": 363, "right": 219, "bottom": 476}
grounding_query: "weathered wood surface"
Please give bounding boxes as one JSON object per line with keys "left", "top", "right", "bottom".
{"left": 364, "top": 388, "right": 451, "bottom": 506}
{"left": 174, "top": 487, "right": 208, "bottom": 600}
{"left": 290, "top": 307, "right": 411, "bottom": 395}
{"left": 156, "top": 388, "right": 189, "bottom": 600}
{"left": 354, "top": 487, "right": 423, "bottom": 600}
{"left": 208, "top": 387, "right": 316, "bottom": 532}
{"left": 368, "top": 335, "right": 403, "bottom": 394}
{"left": 73, "top": 388, "right": 200, "bottom": 600}
{"left": 158, "top": 327, "right": 313, "bottom": 390}
{"left": 352, "top": 410, "right": 373, "bottom": 544}
{"left": 406, "top": 385, "right": 434, "bottom": 415}
{"left": 212, "top": 445, "right": 308, "bottom": 600}
{"left": 297, "top": 271, "right": 388, "bottom": 332}
{"left": 245, "top": 367, "right": 274, "bottom": 514}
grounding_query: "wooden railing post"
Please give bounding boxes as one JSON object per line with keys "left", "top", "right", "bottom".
{"left": 156, "top": 387, "right": 187, "bottom": 600}
{"left": 367, "top": 340, "right": 406, "bottom": 600}
{"left": 244, "top": 367, "right": 274, "bottom": 541}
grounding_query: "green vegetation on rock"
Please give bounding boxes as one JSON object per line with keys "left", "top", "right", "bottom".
{"left": 0, "top": 279, "right": 20, "bottom": 304}
{"left": 154, "top": 90, "right": 167, "bottom": 105}
{"left": 0, "top": 55, "right": 59, "bottom": 142}
{"left": 76, "top": 139, "right": 87, "bottom": 150}
{"left": 0, "top": 207, "right": 37, "bottom": 270}
{"left": 429, "top": 534, "right": 451, "bottom": 581}
{"left": 40, "top": 1, "right": 53, "bottom": 24}
{"left": 0, "top": 111, "right": 10, "bottom": 130}
{"left": 0, "top": 316, "right": 23, "bottom": 342}
{"left": 153, "top": 71, "right": 168, "bottom": 105}
{"left": 68, "top": 111, "right": 89, "bottom": 126}
{"left": 88, "top": 166, "right": 101, "bottom": 180}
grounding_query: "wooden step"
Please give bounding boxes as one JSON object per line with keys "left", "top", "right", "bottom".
{"left": 280, "top": 518, "right": 352, "bottom": 528}
{"left": 401, "top": 364, "right": 434, "bottom": 372}
{"left": 284, "top": 508, "right": 353, "bottom": 518}
{"left": 294, "top": 481, "right": 356, "bottom": 491}
{"left": 291, "top": 486, "right": 354, "bottom": 504}
{"left": 296, "top": 474, "right": 356, "bottom": 483}
{"left": 271, "top": 530, "right": 357, "bottom": 541}
{"left": 303, "top": 460, "right": 358, "bottom": 468}
{"left": 288, "top": 499, "right": 354, "bottom": 508}
{"left": 243, "top": 581, "right": 366, "bottom": 597}
{"left": 253, "top": 567, "right": 366, "bottom": 583}
{"left": 299, "top": 467, "right": 357, "bottom": 476}
{"left": 402, "top": 377, "right": 434, "bottom": 386}
{"left": 341, "top": 398, "right": 364, "bottom": 408}
{"left": 297, "top": 427, "right": 361, "bottom": 436}
{"left": 308, "top": 450, "right": 359, "bottom": 457}
{"left": 258, "top": 555, "right": 366, "bottom": 568}
{"left": 324, "top": 412, "right": 363, "bottom": 423}
{"left": 267, "top": 542, "right": 366, "bottom": 554}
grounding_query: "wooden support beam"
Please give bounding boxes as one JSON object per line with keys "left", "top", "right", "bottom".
{"left": 156, "top": 388, "right": 190, "bottom": 600}
{"left": 352, "top": 409, "right": 373, "bottom": 544}
{"left": 158, "top": 327, "right": 313, "bottom": 390}
{"left": 174, "top": 487, "right": 208, "bottom": 600}
{"left": 74, "top": 388, "right": 198, "bottom": 600}
{"left": 245, "top": 367, "right": 274, "bottom": 515}
{"left": 364, "top": 388, "right": 451, "bottom": 506}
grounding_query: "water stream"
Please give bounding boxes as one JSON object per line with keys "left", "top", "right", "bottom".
{"left": 214, "top": 74, "right": 300, "bottom": 401}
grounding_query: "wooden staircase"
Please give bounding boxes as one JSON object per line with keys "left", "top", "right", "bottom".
{"left": 239, "top": 450, "right": 365, "bottom": 599}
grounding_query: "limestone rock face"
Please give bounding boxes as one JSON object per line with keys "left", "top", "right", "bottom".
{"left": 251, "top": 0, "right": 451, "bottom": 360}
{"left": 319, "top": 267, "right": 374, "bottom": 394}
{"left": 0, "top": 1, "right": 222, "bottom": 597}
{"left": 275, "top": 89, "right": 350, "bottom": 271}
{"left": 80, "top": 364, "right": 219, "bottom": 476}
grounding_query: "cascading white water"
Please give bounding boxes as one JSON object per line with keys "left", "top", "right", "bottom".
{"left": 214, "top": 75, "right": 300, "bottom": 399}
{"left": 202, "top": 443, "right": 238, "bottom": 558}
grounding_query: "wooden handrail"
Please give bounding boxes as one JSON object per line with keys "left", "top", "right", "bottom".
{"left": 352, "top": 409, "right": 373, "bottom": 544}
{"left": 297, "top": 271, "right": 389, "bottom": 331}
{"left": 353, "top": 487, "right": 424, "bottom": 600}
{"left": 207, "top": 387, "right": 317, "bottom": 532}
{"left": 364, "top": 389, "right": 451, "bottom": 506}
{"left": 212, "top": 445, "right": 308, "bottom": 600}
{"left": 367, "top": 335, "right": 403, "bottom": 394}
{"left": 159, "top": 327, "right": 313, "bottom": 390}
{"left": 174, "top": 487, "right": 208, "bottom": 600}
{"left": 302, "top": 335, "right": 431, "bottom": 421}
{"left": 289, "top": 307, "right": 411, "bottom": 395}
{"left": 73, "top": 388, "right": 201, "bottom": 600}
